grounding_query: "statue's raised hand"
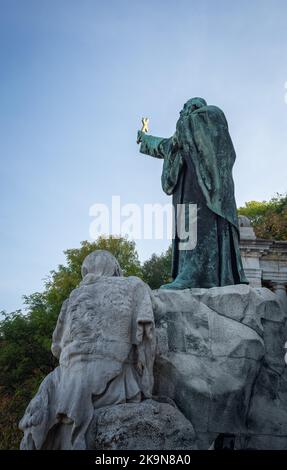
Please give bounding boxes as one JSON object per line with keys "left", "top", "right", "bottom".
{"left": 136, "top": 117, "right": 149, "bottom": 144}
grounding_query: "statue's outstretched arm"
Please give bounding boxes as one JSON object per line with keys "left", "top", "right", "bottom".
{"left": 138, "top": 133, "right": 172, "bottom": 159}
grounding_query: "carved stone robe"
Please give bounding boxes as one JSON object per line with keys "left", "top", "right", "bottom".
{"left": 19, "top": 275, "right": 156, "bottom": 450}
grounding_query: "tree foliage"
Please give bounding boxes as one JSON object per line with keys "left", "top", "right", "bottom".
{"left": 238, "top": 193, "right": 287, "bottom": 240}
{"left": 141, "top": 246, "right": 172, "bottom": 289}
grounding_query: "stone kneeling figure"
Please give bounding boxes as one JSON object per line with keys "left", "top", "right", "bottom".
{"left": 19, "top": 250, "right": 156, "bottom": 450}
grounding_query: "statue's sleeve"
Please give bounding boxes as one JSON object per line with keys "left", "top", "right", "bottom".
{"left": 130, "top": 278, "right": 155, "bottom": 345}
{"left": 130, "top": 277, "right": 156, "bottom": 398}
{"left": 139, "top": 133, "right": 172, "bottom": 159}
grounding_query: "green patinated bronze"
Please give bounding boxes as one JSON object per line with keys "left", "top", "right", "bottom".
{"left": 137, "top": 97, "right": 248, "bottom": 289}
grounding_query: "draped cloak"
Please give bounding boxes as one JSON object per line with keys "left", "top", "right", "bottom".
{"left": 139, "top": 103, "right": 248, "bottom": 288}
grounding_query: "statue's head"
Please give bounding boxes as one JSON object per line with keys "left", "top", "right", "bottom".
{"left": 81, "top": 250, "right": 123, "bottom": 280}
{"left": 180, "top": 97, "right": 207, "bottom": 116}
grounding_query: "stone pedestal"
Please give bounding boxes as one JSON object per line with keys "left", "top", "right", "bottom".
{"left": 152, "top": 284, "right": 287, "bottom": 449}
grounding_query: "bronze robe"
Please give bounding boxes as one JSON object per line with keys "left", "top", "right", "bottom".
{"left": 140, "top": 103, "right": 247, "bottom": 288}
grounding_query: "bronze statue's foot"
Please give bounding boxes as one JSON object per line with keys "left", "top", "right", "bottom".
{"left": 160, "top": 278, "right": 193, "bottom": 290}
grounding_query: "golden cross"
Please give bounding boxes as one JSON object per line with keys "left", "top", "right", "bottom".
{"left": 141, "top": 117, "right": 149, "bottom": 133}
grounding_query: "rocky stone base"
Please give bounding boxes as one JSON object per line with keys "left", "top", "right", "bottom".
{"left": 86, "top": 400, "right": 198, "bottom": 450}
{"left": 152, "top": 285, "right": 287, "bottom": 449}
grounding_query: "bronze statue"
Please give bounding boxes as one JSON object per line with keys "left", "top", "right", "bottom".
{"left": 137, "top": 97, "right": 248, "bottom": 289}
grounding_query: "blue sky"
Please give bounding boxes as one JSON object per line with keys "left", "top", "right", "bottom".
{"left": 0, "top": 0, "right": 287, "bottom": 312}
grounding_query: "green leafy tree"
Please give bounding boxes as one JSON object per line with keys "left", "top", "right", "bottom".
{"left": 238, "top": 193, "right": 287, "bottom": 241}
{"left": 141, "top": 246, "right": 172, "bottom": 289}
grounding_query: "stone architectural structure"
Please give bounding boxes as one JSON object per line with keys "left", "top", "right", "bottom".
{"left": 239, "top": 216, "right": 287, "bottom": 311}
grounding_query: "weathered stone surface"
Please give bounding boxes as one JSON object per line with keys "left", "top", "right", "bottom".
{"left": 245, "top": 366, "right": 287, "bottom": 449}
{"left": 154, "top": 284, "right": 283, "bottom": 338}
{"left": 245, "top": 287, "right": 287, "bottom": 449}
{"left": 86, "top": 400, "right": 198, "bottom": 450}
{"left": 152, "top": 285, "right": 287, "bottom": 449}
